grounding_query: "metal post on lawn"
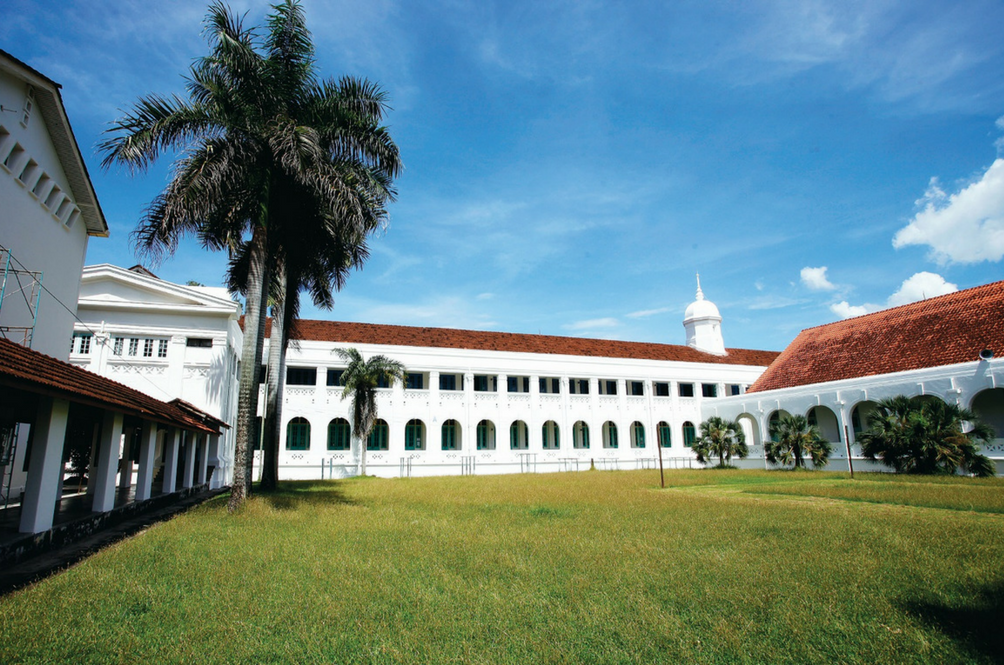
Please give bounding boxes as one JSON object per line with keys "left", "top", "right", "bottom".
{"left": 656, "top": 436, "right": 665, "bottom": 488}
{"left": 843, "top": 425, "right": 855, "bottom": 479}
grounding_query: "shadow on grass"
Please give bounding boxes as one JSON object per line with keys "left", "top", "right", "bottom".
{"left": 256, "top": 480, "right": 358, "bottom": 511}
{"left": 900, "top": 582, "right": 1004, "bottom": 663}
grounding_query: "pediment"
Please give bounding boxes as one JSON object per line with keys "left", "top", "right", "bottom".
{"left": 78, "top": 264, "right": 238, "bottom": 312}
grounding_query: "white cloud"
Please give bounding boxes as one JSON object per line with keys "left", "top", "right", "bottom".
{"left": 893, "top": 159, "right": 1004, "bottom": 264}
{"left": 800, "top": 266, "right": 836, "bottom": 291}
{"left": 886, "top": 271, "right": 958, "bottom": 307}
{"left": 626, "top": 307, "right": 670, "bottom": 319}
{"left": 476, "top": 292, "right": 495, "bottom": 301}
{"left": 830, "top": 301, "right": 872, "bottom": 319}
{"left": 829, "top": 271, "right": 958, "bottom": 319}
{"left": 564, "top": 317, "right": 619, "bottom": 331}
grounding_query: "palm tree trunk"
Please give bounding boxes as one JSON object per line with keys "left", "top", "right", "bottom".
{"left": 360, "top": 434, "right": 367, "bottom": 476}
{"left": 260, "top": 263, "right": 286, "bottom": 492}
{"left": 228, "top": 223, "right": 270, "bottom": 512}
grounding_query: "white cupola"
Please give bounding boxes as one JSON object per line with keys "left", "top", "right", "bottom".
{"left": 683, "top": 274, "right": 726, "bottom": 356}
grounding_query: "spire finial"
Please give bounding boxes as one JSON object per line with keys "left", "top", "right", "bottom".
{"left": 695, "top": 273, "right": 704, "bottom": 300}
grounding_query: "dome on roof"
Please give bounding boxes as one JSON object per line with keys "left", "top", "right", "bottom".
{"left": 684, "top": 297, "right": 721, "bottom": 322}
{"left": 683, "top": 274, "right": 726, "bottom": 355}
{"left": 683, "top": 275, "right": 721, "bottom": 323}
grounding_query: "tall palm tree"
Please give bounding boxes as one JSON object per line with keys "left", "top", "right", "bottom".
{"left": 858, "top": 396, "right": 995, "bottom": 476}
{"left": 335, "top": 348, "right": 405, "bottom": 476}
{"left": 693, "top": 416, "right": 748, "bottom": 467}
{"left": 766, "top": 414, "right": 832, "bottom": 469}
{"left": 100, "top": 1, "right": 401, "bottom": 510}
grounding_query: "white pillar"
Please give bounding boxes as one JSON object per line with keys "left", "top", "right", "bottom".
{"left": 162, "top": 428, "right": 180, "bottom": 494}
{"left": 207, "top": 433, "right": 221, "bottom": 489}
{"left": 135, "top": 421, "right": 158, "bottom": 501}
{"left": 182, "top": 431, "right": 196, "bottom": 489}
{"left": 92, "top": 410, "right": 124, "bottom": 513}
{"left": 196, "top": 434, "right": 208, "bottom": 485}
{"left": 119, "top": 429, "right": 133, "bottom": 490}
{"left": 20, "top": 397, "right": 70, "bottom": 534}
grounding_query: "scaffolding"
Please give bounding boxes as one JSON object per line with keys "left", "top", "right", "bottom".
{"left": 0, "top": 244, "right": 42, "bottom": 348}
{"left": 0, "top": 244, "right": 42, "bottom": 508}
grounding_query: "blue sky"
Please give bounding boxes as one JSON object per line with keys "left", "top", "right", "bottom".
{"left": 5, "top": 0, "right": 1004, "bottom": 352}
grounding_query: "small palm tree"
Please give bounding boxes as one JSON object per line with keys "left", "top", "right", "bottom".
{"left": 858, "top": 396, "right": 995, "bottom": 477}
{"left": 693, "top": 417, "right": 748, "bottom": 467}
{"left": 766, "top": 414, "right": 832, "bottom": 469}
{"left": 335, "top": 348, "right": 405, "bottom": 476}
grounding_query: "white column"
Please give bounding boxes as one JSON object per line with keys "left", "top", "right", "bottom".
{"left": 135, "top": 421, "right": 158, "bottom": 501}
{"left": 207, "top": 433, "right": 221, "bottom": 489}
{"left": 197, "top": 434, "right": 208, "bottom": 485}
{"left": 162, "top": 428, "right": 180, "bottom": 493}
{"left": 119, "top": 428, "right": 134, "bottom": 490}
{"left": 92, "top": 410, "right": 124, "bottom": 513}
{"left": 182, "top": 431, "right": 197, "bottom": 489}
{"left": 20, "top": 397, "right": 70, "bottom": 534}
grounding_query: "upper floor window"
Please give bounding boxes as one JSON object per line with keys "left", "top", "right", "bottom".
{"left": 569, "top": 379, "right": 589, "bottom": 395}
{"left": 474, "top": 375, "right": 496, "bottom": 392}
{"left": 327, "top": 369, "right": 344, "bottom": 386}
{"left": 142, "top": 339, "right": 154, "bottom": 358}
{"left": 439, "top": 373, "right": 462, "bottom": 391}
{"left": 405, "top": 373, "right": 425, "bottom": 390}
{"left": 728, "top": 384, "right": 742, "bottom": 396}
{"left": 186, "top": 338, "right": 213, "bottom": 348}
{"left": 157, "top": 340, "right": 169, "bottom": 358}
{"left": 702, "top": 383, "right": 718, "bottom": 398}
{"left": 654, "top": 382, "right": 670, "bottom": 397}
{"left": 287, "top": 367, "right": 317, "bottom": 386}
{"left": 679, "top": 383, "right": 695, "bottom": 398}
{"left": 507, "top": 376, "right": 530, "bottom": 393}
{"left": 598, "top": 380, "right": 617, "bottom": 396}
{"left": 113, "top": 337, "right": 124, "bottom": 355}
{"left": 71, "top": 332, "right": 92, "bottom": 355}
{"left": 539, "top": 377, "right": 560, "bottom": 394}
{"left": 628, "top": 381, "right": 644, "bottom": 396}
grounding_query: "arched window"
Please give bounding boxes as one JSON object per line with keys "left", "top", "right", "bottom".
{"left": 442, "top": 419, "right": 461, "bottom": 450}
{"left": 327, "top": 418, "right": 351, "bottom": 450}
{"left": 510, "top": 420, "right": 528, "bottom": 450}
{"left": 631, "top": 421, "right": 645, "bottom": 448}
{"left": 542, "top": 420, "right": 560, "bottom": 449}
{"left": 367, "top": 419, "right": 389, "bottom": 451}
{"left": 285, "top": 417, "right": 311, "bottom": 451}
{"left": 573, "top": 421, "right": 590, "bottom": 449}
{"left": 657, "top": 421, "right": 671, "bottom": 448}
{"left": 477, "top": 420, "right": 496, "bottom": 450}
{"left": 405, "top": 419, "right": 425, "bottom": 451}
{"left": 682, "top": 421, "right": 696, "bottom": 448}
{"left": 603, "top": 421, "right": 618, "bottom": 449}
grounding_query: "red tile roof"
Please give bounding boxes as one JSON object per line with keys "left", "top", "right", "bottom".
{"left": 245, "top": 318, "right": 779, "bottom": 366}
{"left": 748, "top": 280, "right": 1004, "bottom": 393}
{"left": 0, "top": 338, "right": 219, "bottom": 434}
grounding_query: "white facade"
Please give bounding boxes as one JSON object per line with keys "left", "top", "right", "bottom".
{"left": 268, "top": 336, "right": 768, "bottom": 479}
{"left": 71, "top": 266, "right": 775, "bottom": 480}
{"left": 70, "top": 265, "right": 242, "bottom": 488}
{"left": 703, "top": 355, "right": 1004, "bottom": 471}
{"left": 0, "top": 51, "right": 107, "bottom": 358}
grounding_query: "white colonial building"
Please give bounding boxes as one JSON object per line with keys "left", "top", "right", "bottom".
{"left": 71, "top": 267, "right": 779, "bottom": 479}
{"left": 70, "top": 264, "right": 243, "bottom": 488}
{"left": 702, "top": 280, "right": 1004, "bottom": 472}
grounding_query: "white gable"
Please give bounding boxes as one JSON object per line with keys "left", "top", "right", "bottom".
{"left": 78, "top": 264, "right": 239, "bottom": 315}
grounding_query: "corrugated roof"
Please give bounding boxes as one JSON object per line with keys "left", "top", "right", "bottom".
{"left": 748, "top": 280, "right": 1004, "bottom": 393}
{"left": 0, "top": 338, "right": 219, "bottom": 433}
{"left": 245, "top": 318, "right": 780, "bottom": 366}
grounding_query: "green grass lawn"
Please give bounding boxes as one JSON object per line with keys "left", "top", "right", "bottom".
{"left": 3, "top": 470, "right": 1004, "bottom": 664}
